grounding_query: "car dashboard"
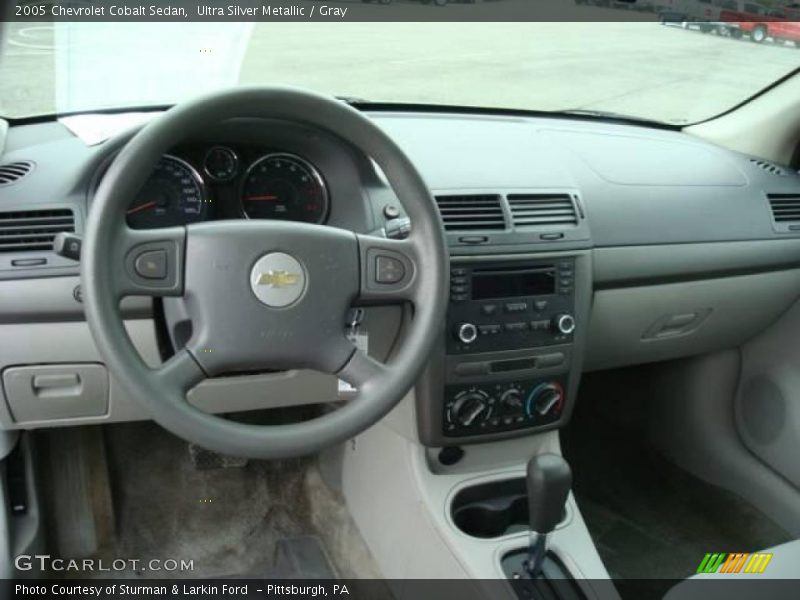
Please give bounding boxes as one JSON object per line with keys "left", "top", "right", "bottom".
{"left": 2, "top": 107, "right": 800, "bottom": 443}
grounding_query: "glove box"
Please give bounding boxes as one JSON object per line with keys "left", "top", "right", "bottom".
{"left": 2, "top": 363, "right": 109, "bottom": 423}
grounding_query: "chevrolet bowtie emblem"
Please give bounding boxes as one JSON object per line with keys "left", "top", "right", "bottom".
{"left": 256, "top": 270, "right": 301, "bottom": 288}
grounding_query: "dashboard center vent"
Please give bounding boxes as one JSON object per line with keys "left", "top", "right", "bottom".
{"left": 768, "top": 194, "right": 800, "bottom": 228}
{"left": 0, "top": 161, "right": 35, "bottom": 186}
{"left": 508, "top": 193, "right": 579, "bottom": 228}
{"left": 0, "top": 209, "right": 75, "bottom": 253}
{"left": 434, "top": 194, "right": 505, "bottom": 231}
{"left": 750, "top": 158, "right": 787, "bottom": 177}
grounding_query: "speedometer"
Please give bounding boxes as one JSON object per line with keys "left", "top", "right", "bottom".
{"left": 126, "top": 155, "right": 208, "bottom": 229}
{"left": 240, "top": 153, "right": 328, "bottom": 223}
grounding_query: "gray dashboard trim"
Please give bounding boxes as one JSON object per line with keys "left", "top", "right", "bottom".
{"left": 0, "top": 119, "right": 7, "bottom": 156}
{"left": 0, "top": 276, "right": 151, "bottom": 323}
{"left": 594, "top": 240, "right": 800, "bottom": 287}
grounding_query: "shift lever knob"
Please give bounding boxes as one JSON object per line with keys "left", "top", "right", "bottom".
{"left": 525, "top": 453, "right": 572, "bottom": 578}
{"left": 527, "top": 453, "right": 572, "bottom": 534}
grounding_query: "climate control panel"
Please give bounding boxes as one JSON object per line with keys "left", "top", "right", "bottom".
{"left": 443, "top": 377, "right": 566, "bottom": 437}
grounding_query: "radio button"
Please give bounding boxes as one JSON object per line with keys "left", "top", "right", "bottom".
{"left": 479, "top": 324, "right": 501, "bottom": 335}
{"left": 451, "top": 284, "right": 469, "bottom": 294}
{"left": 530, "top": 319, "right": 550, "bottom": 331}
{"left": 480, "top": 304, "right": 498, "bottom": 316}
{"left": 504, "top": 322, "right": 528, "bottom": 332}
{"left": 451, "top": 267, "right": 468, "bottom": 277}
{"left": 450, "top": 276, "right": 469, "bottom": 285}
{"left": 505, "top": 302, "right": 528, "bottom": 313}
{"left": 534, "top": 300, "right": 548, "bottom": 311}
{"left": 451, "top": 293, "right": 469, "bottom": 302}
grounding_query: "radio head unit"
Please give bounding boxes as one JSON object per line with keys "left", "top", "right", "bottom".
{"left": 447, "top": 259, "right": 575, "bottom": 355}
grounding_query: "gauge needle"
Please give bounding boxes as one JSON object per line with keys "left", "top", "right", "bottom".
{"left": 246, "top": 195, "right": 279, "bottom": 201}
{"left": 127, "top": 200, "right": 157, "bottom": 215}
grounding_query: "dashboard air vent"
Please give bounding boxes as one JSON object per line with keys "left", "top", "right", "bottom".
{"left": 434, "top": 194, "right": 505, "bottom": 231}
{"left": 768, "top": 194, "right": 800, "bottom": 223}
{"left": 0, "top": 161, "right": 34, "bottom": 186}
{"left": 0, "top": 209, "right": 75, "bottom": 253}
{"left": 750, "top": 158, "right": 787, "bottom": 177}
{"left": 508, "top": 193, "right": 579, "bottom": 228}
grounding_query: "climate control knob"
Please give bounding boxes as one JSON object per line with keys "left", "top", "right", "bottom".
{"left": 553, "top": 313, "right": 576, "bottom": 335}
{"left": 454, "top": 322, "right": 478, "bottom": 345}
{"left": 499, "top": 386, "right": 524, "bottom": 415}
{"left": 525, "top": 382, "right": 565, "bottom": 419}
{"left": 450, "top": 391, "right": 492, "bottom": 427}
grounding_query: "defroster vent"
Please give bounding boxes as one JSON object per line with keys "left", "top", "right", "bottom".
{"left": 0, "top": 161, "right": 34, "bottom": 186}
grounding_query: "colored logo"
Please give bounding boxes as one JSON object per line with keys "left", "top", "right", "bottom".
{"left": 696, "top": 552, "right": 773, "bottom": 575}
{"left": 250, "top": 252, "right": 306, "bottom": 308}
{"left": 256, "top": 270, "right": 300, "bottom": 289}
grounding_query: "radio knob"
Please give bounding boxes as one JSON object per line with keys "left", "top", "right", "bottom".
{"left": 553, "top": 313, "right": 576, "bottom": 335}
{"left": 451, "top": 391, "right": 491, "bottom": 427}
{"left": 455, "top": 322, "right": 478, "bottom": 344}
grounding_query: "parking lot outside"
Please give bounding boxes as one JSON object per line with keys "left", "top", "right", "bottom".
{"left": 1, "top": 3, "right": 799, "bottom": 124}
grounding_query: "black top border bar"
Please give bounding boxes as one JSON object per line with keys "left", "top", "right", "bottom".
{"left": 5, "top": 0, "right": 789, "bottom": 24}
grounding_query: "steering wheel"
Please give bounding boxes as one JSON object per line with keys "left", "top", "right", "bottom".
{"left": 82, "top": 87, "right": 448, "bottom": 459}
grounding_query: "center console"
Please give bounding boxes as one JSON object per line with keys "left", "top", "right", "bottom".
{"left": 416, "top": 252, "right": 590, "bottom": 447}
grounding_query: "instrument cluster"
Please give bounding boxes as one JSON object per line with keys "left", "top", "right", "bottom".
{"left": 125, "top": 145, "right": 330, "bottom": 229}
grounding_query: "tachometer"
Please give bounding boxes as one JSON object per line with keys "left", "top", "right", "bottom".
{"left": 203, "top": 146, "right": 239, "bottom": 182}
{"left": 240, "top": 153, "right": 328, "bottom": 223}
{"left": 126, "top": 155, "right": 208, "bottom": 229}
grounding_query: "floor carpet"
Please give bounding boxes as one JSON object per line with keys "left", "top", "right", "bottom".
{"left": 38, "top": 418, "right": 384, "bottom": 582}
{"left": 562, "top": 370, "right": 792, "bottom": 599}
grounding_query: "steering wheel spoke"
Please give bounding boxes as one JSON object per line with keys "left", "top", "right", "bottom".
{"left": 356, "top": 234, "right": 421, "bottom": 304}
{"left": 110, "top": 225, "right": 186, "bottom": 299}
{"left": 337, "top": 347, "right": 391, "bottom": 390}
{"left": 153, "top": 348, "right": 206, "bottom": 394}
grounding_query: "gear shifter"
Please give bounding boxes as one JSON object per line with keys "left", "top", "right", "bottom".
{"left": 525, "top": 453, "right": 572, "bottom": 577}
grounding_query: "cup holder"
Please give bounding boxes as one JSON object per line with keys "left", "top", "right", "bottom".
{"left": 450, "top": 477, "right": 566, "bottom": 539}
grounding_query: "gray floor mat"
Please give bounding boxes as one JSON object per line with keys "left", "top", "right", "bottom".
{"left": 43, "top": 421, "right": 378, "bottom": 580}
{"left": 562, "top": 371, "right": 792, "bottom": 595}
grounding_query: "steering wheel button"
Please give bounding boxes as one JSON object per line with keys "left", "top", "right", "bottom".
{"left": 375, "top": 255, "right": 405, "bottom": 284}
{"left": 134, "top": 250, "right": 167, "bottom": 280}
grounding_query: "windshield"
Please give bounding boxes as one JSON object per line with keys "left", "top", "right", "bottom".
{"left": 1, "top": 21, "right": 799, "bottom": 124}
